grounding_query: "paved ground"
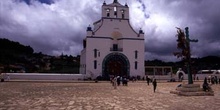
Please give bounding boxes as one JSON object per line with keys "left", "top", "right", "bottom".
{"left": 0, "top": 80, "right": 220, "bottom": 110}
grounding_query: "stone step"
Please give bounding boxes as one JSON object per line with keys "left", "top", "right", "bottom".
{"left": 176, "top": 87, "right": 203, "bottom": 92}
{"left": 181, "top": 84, "right": 200, "bottom": 88}
{"left": 171, "top": 84, "right": 214, "bottom": 96}
{"left": 170, "top": 91, "right": 214, "bottom": 96}
{"left": 179, "top": 91, "right": 214, "bottom": 96}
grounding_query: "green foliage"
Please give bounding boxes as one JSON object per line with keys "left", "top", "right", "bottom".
{"left": 0, "top": 38, "right": 80, "bottom": 73}
{"left": 0, "top": 38, "right": 34, "bottom": 55}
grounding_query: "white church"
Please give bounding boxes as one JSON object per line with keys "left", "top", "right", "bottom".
{"left": 80, "top": 0, "right": 145, "bottom": 80}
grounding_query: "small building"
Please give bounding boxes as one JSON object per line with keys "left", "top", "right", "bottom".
{"left": 145, "top": 66, "right": 174, "bottom": 80}
{"left": 80, "top": 0, "right": 145, "bottom": 79}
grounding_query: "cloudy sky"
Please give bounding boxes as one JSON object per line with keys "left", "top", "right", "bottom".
{"left": 0, "top": 0, "right": 220, "bottom": 62}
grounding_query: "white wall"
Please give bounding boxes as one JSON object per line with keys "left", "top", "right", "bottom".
{"left": 122, "top": 39, "right": 145, "bottom": 77}
{"left": 4, "top": 73, "right": 84, "bottom": 80}
{"left": 85, "top": 38, "right": 111, "bottom": 78}
{"left": 80, "top": 49, "right": 86, "bottom": 74}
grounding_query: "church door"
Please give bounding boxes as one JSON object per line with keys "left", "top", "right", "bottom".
{"left": 107, "top": 59, "right": 125, "bottom": 76}
{"left": 102, "top": 53, "right": 130, "bottom": 79}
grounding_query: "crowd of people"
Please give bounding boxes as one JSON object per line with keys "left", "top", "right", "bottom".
{"left": 111, "top": 75, "right": 157, "bottom": 93}
{"left": 203, "top": 75, "right": 219, "bottom": 92}
{"left": 111, "top": 76, "right": 128, "bottom": 89}
{"left": 207, "top": 75, "right": 220, "bottom": 84}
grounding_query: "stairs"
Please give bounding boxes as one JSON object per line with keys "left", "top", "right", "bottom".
{"left": 170, "top": 84, "right": 214, "bottom": 96}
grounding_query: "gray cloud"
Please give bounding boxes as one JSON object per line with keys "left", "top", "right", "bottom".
{"left": 0, "top": 0, "right": 219, "bottom": 61}
{"left": 133, "top": 0, "right": 220, "bottom": 61}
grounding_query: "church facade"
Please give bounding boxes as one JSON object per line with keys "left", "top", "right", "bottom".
{"left": 80, "top": 0, "right": 145, "bottom": 79}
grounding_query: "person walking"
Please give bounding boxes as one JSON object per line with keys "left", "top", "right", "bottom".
{"left": 152, "top": 79, "right": 157, "bottom": 93}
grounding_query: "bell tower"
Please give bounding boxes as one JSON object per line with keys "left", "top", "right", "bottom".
{"left": 113, "top": 0, "right": 118, "bottom": 3}
{"left": 102, "top": 0, "right": 129, "bottom": 19}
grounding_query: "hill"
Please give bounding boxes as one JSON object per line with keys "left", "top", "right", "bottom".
{"left": 0, "top": 38, "right": 79, "bottom": 73}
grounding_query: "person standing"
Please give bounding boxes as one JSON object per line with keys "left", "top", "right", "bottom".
{"left": 117, "top": 76, "right": 121, "bottom": 86}
{"left": 146, "top": 76, "right": 150, "bottom": 86}
{"left": 0, "top": 72, "right": 4, "bottom": 82}
{"left": 122, "top": 77, "right": 128, "bottom": 86}
{"left": 152, "top": 79, "right": 157, "bottom": 93}
{"left": 7, "top": 74, "right": 10, "bottom": 81}
{"left": 203, "top": 77, "right": 211, "bottom": 91}
{"left": 214, "top": 76, "right": 218, "bottom": 84}
{"left": 219, "top": 78, "right": 220, "bottom": 84}
{"left": 113, "top": 76, "right": 117, "bottom": 89}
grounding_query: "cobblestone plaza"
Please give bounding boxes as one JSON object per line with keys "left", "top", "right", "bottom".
{"left": 0, "top": 81, "right": 220, "bottom": 110}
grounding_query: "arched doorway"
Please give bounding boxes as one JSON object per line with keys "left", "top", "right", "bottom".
{"left": 102, "top": 53, "right": 130, "bottom": 79}
{"left": 176, "top": 69, "right": 186, "bottom": 81}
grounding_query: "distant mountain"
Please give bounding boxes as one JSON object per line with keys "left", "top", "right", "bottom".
{"left": 0, "top": 38, "right": 80, "bottom": 73}
{"left": 0, "top": 38, "right": 34, "bottom": 65}
{"left": 191, "top": 56, "right": 220, "bottom": 70}
{"left": 0, "top": 38, "right": 34, "bottom": 55}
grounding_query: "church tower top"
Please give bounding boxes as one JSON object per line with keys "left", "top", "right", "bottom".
{"left": 101, "top": 0, "right": 129, "bottom": 19}
{"left": 113, "top": 0, "right": 118, "bottom": 3}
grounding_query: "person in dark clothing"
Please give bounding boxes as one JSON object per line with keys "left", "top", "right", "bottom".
{"left": 211, "top": 76, "right": 215, "bottom": 84}
{"left": 219, "top": 78, "right": 220, "bottom": 84}
{"left": 146, "top": 76, "right": 150, "bottom": 85}
{"left": 117, "top": 76, "right": 121, "bottom": 86}
{"left": 152, "top": 79, "right": 157, "bottom": 93}
{"left": 203, "top": 77, "right": 211, "bottom": 91}
{"left": 214, "top": 76, "right": 218, "bottom": 84}
{"left": 208, "top": 77, "right": 211, "bottom": 83}
{"left": 122, "top": 77, "right": 128, "bottom": 86}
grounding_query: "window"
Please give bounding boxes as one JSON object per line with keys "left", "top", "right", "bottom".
{"left": 94, "top": 60, "right": 97, "bottom": 69}
{"left": 94, "top": 49, "right": 97, "bottom": 58}
{"left": 114, "top": 7, "right": 117, "bottom": 18}
{"left": 135, "top": 50, "right": 138, "bottom": 59}
{"left": 135, "top": 61, "right": 138, "bottom": 70}
{"left": 106, "top": 9, "right": 110, "bottom": 17}
{"left": 114, "top": 7, "right": 117, "bottom": 11}
{"left": 114, "top": 11, "right": 117, "bottom": 18}
{"left": 107, "top": 9, "right": 110, "bottom": 12}
{"left": 113, "top": 44, "right": 118, "bottom": 51}
{"left": 121, "top": 10, "right": 125, "bottom": 19}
